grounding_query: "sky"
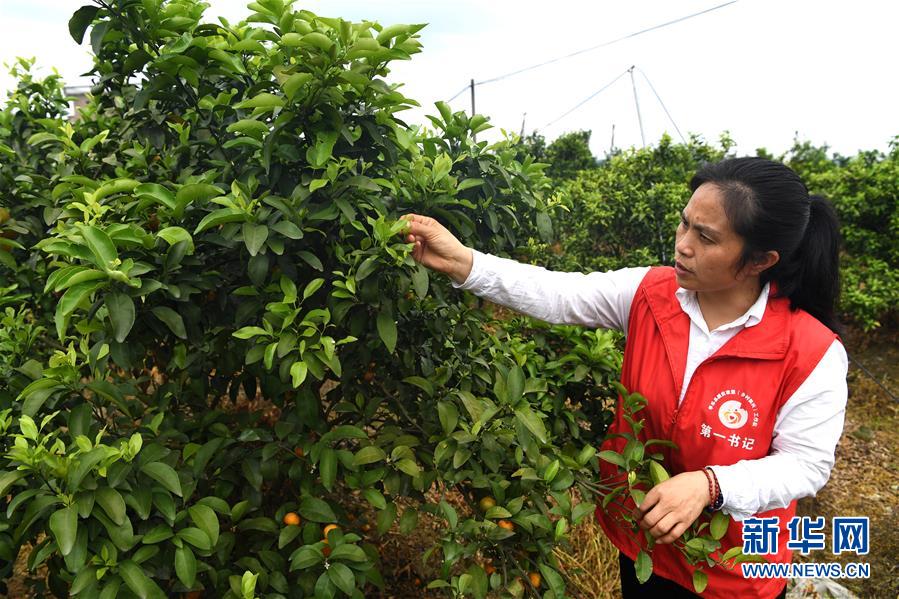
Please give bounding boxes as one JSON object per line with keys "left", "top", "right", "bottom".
{"left": 1, "top": 0, "right": 897, "bottom": 158}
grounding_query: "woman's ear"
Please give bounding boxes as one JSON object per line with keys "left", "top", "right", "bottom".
{"left": 749, "top": 250, "right": 779, "bottom": 275}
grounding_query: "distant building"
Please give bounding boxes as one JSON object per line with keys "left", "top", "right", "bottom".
{"left": 64, "top": 85, "right": 91, "bottom": 120}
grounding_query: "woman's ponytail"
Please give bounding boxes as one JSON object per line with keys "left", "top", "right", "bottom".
{"left": 778, "top": 195, "right": 843, "bottom": 335}
{"left": 691, "top": 158, "right": 844, "bottom": 335}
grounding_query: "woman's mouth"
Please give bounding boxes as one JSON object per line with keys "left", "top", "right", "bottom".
{"left": 675, "top": 261, "right": 692, "bottom": 275}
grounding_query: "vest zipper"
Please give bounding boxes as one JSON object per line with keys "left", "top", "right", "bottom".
{"left": 670, "top": 355, "right": 723, "bottom": 429}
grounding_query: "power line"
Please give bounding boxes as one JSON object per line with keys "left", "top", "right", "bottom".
{"left": 635, "top": 67, "right": 686, "bottom": 144}
{"left": 542, "top": 68, "right": 630, "bottom": 129}
{"left": 447, "top": 0, "right": 738, "bottom": 102}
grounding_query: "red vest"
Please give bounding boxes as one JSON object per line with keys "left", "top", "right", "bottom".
{"left": 595, "top": 267, "right": 838, "bottom": 598}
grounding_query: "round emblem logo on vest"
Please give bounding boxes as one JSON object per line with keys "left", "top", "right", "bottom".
{"left": 718, "top": 399, "right": 749, "bottom": 429}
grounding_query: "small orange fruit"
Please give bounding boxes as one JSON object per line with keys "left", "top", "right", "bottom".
{"left": 478, "top": 496, "right": 497, "bottom": 512}
{"left": 527, "top": 572, "right": 542, "bottom": 588}
{"left": 485, "top": 563, "right": 496, "bottom": 575}
{"left": 363, "top": 371, "right": 375, "bottom": 383}
{"left": 497, "top": 519, "right": 515, "bottom": 531}
{"left": 323, "top": 523, "right": 339, "bottom": 538}
{"left": 294, "top": 446, "right": 304, "bottom": 458}
{"left": 322, "top": 545, "right": 332, "bottom": 557}
{"left": 282, "top": 512, "right": 300, "bottom": 526}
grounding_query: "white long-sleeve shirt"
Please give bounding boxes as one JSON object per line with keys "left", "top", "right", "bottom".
{"left": 453, "top": 249, "right": 848, "bottom": 521}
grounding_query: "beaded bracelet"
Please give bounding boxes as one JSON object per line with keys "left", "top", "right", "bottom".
{"left": 701, "top": 468, "right": 716, "bottom": 507}
{"left": 704, "top": 467, "right": 724, "bottom": 511}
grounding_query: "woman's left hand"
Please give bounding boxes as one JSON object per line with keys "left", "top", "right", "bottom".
{"left": 636, "top": 470, "right": 710, "bottom": 544}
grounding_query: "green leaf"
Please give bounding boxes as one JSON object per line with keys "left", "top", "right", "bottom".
{"left": 353, "top": 446, "right": 387, "bottom": 466}
{"left": 69, "top": 5, "right": 100, "bottom": 44}
{"left": 395, "top": 459, "right": 420, "bottom": 477}
{"left": 363, "top": 488, "right": 387, "bottom": 510}
{"left": 141, "top": 462, "right": 183, "bottom": 497}
{"left": 319, "top": 448, "right": 337, "bottom": 491}
{"left": 119, "top": 559, "right": 166, "bottom": 599}
{"left": 58, "top": 280, "right": 104, "bottom": 318}
{"left": 49, "top": 507, "right": 78, "bottom": 556}
{"left": 18, "top": 379, "right": 64, "bottom": 417}
{"left": 151, "top": 307, "right": 187, "bottom": 339}
{"left": 327, "top": 562, "right": 355, "bottom": 595}
{"left": 95, "top": 487, "right": 126, "bottom": 526}
{"left": 692, "top": 569, "right": 708, "bottom": 594}
{"left": 710, "top": 511, "right": 730, "bottom": 540}
{"left": 376, "top": 503, "right": 397, "bottom": 534}
{"left": 307, "top": 131, "right": 339, "bottom": 168}
{"left": 537, "top": 563, "right": 566, "bottom": 597}
{"left": 81, "top": 225, "right": 118, "bottom": 269}
{"left": 300, "top": 32, "right": 333, "bottom": 51}
{"left": 290, "top": 546, "right": 323, "bottom": 570}
{"left": 156, "top": 227, "right": 194, "bottom": 255}
{"left": 177, "top": 527, "right": 212, "bottom": 551}
{"left": 598, "top": 450, "right": 626, "bottom": 468}
{"left": 282, "top": 72, "right": 313, "bottom": 100}
{"left": 226, "top": 118, "right": 269, "bottom": 141}
{"left": 437, "top": 401, "right": 458, "bottom": 435}
{"left": 135, "top": 183, "right": 176, "bottom": 210}
{"left": 105, "top": 293, "right": 135, "bottom": 343}
{"left": 0, "top": 470, "right": 25, "bottom": 496}
{"left": 242, "top": 223, "right": 269, "bottom": 256}
{"left": 271, "top": 220, "right": 303, "bottom": 239}
{"left": 507, "top": 365, "right": 525, "bottom": 403}
{"left": 174, "top": 545, "right": 197, "bottom": 589}
{"left": 297, "top": 250, "right": 323, "bottom": 271}
{"left": 290, "top": 361, "right": 308, "bottom": 387}
{"left": 189, "top": 504, "right": 220, "bottom": 547}
{"left": 303, "top": 277, "right": 324, "bottom": 300}
{"left": 329, "top": 543, "right": 367, "bottom": 562}
{"left": 298, "top": 497, "right": 337, "bottom": 523}
{"left": 403, "top": 376, "right": 434, "bottom": 397}
{"left": 514, "top": 406, "right": 548, "bottom": 444}
{"left": 174, "top": 183, "right": 223, "bottom": 218}
{"left": 194, "top": 207, "right": 246, "bottom": 234}
{"left": 376, "top": 308, "right": 397, "bottom": 353}
{"left": 235, "top": 92, "right": 285, "bottom": 110}
{"left": 634, "top": 550, "right": 653, "bottom": 584}
{"left": 457, "top": 178, "right": 484, "bottom": 192}
{"left": 278, "top": 523, "right": 302, "bottom": 549}
{"left": 435, "top": 101, "right": 453, "bottom": 124}
{"left": 411, "top": 264, "right": 429, "bottom": 298}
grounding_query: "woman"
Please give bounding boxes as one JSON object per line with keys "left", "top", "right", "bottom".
{"left": 400, "top": 157, "right": 848, "bottom": 598}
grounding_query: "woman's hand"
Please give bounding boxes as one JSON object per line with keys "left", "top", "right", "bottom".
{"left": 636, "top": 470, "right": 710, "bottom": 544}
{"left": 400, "top": 214, "right": 473, "bottom": 284}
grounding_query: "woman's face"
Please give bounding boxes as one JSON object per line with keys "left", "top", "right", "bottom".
{"left": 673, "top": 183, "right": 752, "bottom": 292}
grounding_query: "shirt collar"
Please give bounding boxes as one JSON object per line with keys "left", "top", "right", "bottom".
{"left": 674, "top": 282, "right": 770, "bottom": 334}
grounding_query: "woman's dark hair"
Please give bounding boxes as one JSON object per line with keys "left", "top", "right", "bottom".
{"left": 690, "top": 157, "right": 843, "bottom": 335}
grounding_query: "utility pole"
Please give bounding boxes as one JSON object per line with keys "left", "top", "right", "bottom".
{"left": 609, "top": 123, "right": 616, "bottom": 155}
{"left": 520, "top": 112, "right": 527, "bottom": 138}
{"left": 628, "top": 66, "right": 645, "bottom": 148}
{"left": 470, "top": 78, "right": 477, "bottom": 141}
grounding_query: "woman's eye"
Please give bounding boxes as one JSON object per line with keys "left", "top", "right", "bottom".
{"left": 700, "top": 234, "right": 712, "bottom": 243}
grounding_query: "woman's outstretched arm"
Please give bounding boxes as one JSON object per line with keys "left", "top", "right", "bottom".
{"left": 401, "top": 213, "right": 647, "bottom": 332}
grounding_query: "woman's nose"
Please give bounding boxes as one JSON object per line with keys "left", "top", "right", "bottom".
{"left": 675, "top": 236, "right": 692, "bottom": 258}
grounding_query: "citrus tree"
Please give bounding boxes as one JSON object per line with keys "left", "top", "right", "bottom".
{"left": 0, "top": 1, "right": 612, "bottom": 597}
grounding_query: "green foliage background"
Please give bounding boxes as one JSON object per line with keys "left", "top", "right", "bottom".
{"left": 520, "top": 131, "right": 898, "bottom": 331}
